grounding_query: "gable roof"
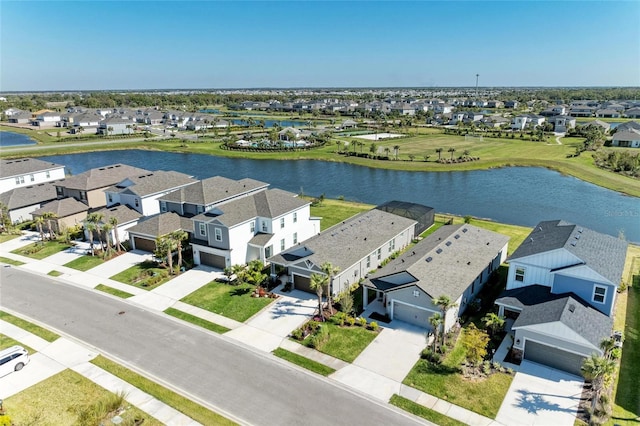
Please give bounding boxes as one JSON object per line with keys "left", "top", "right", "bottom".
{"left": 126, "top": 212, "right": 190, "bottom": 238}
{"left": 269, "top": 209, "right": 417, "bottom": 272}
{"left": 366, "top": 224, "right": 509, "bottom": 300}
{"left": 160, "top": 176, "right": 268, "bottom": 206}
{"left": 1, "top": 158, "right": 65, "bottom": 179}
{"left": 32, "top": 197, "right": 88, "bottom": 218}
{"left": 612, "top": 129, "right": 640, "bottom": 141}
{"left": 58, "top": 164, "right": 151, "bottom": 191}
{"left": 0, "top": 181, "right": 60, "bottom": 210}
{"left": 509, "top": 220, "right": 628, "bottom": 285}
{"left": 109, "top": 170, "right": 196, "bottom": 197}
{"left": 90, "top": 204, "right": 142, "bottom": 225}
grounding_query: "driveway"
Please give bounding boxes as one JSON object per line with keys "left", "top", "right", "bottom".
{"left": 496, "top": 361, "right": 584, "bottom": 426}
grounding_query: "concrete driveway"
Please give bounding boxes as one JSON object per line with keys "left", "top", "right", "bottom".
{"left": 496, "top": 361, "right": 584, "bottom": 426}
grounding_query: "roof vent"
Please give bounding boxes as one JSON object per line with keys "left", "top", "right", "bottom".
{"left": 467, "top": 261, "right": 471, "bottom": 265}
{"left": 436, "top": 248, "right": 443, "bottom": 254}
{"left": 454, "top": 234, "right": 460, "bottom": 239}
{"left": 462, "top": 228, "right": 468, "bottom": 233}
{"left": 575, "top": 234, "right": 580, "bottom": 240}
{"left": 570, "top": 241, "right": 577, "bottom": 247}
{"left": 426, "top": 257, "right": 433, "bottom": 262}
{"left": 446, "top": 241, "right": 452, "bottom": 246}
{"left": 568, "top": 304, "right": 576, "bottom": 313}
{"left": 578, "top": 228, "right": 583, "bottom": 233}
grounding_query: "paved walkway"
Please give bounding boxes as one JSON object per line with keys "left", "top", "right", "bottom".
{"left": 0, "top": 318, "right": 200, "bottom": 425}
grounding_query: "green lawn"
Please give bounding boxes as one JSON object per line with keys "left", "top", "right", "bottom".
{"left": 164, "top": 307, "right": 230, "bottom": 334}
{"left": 273, "top": 347, "right": 336, "bottom": 376}
{"left": 0, "top": 256, "right": 25, "bottom": 266}
{"left": 0, "top": 310, "right": 59, "bottom": 342}
{"left": 110, "top": 260, "right": 172, "bottom": 290}
{"left": 180, "top": 281, "right": 273, "bottom": 322}
{"left": 403, "top": 329, "right": 513, "bottom": 419}
{"left": 308, "top": 197, "right": 373, "bottom": 230}
{"left": 95, "top": 284, "right": 134, "bottom": 299}
{"left": 0, "top": 334, "right": 35, "bottom": 353}
{"left": 389, "top": 394, "right": 467, "bottom": 426}
{"left": 91, "top": 355, "right": 236, "bottom": 426}
{"left": 11, "top": 240, "right": 72, "bottom": 260}
{"left": 4, "top": 369, "right": 162, "bottom": 426}
{"left": 303, "top": 322, "right": 378, "bottom": 363}
{"left": 47, "top": 270, "right": 63, "bottom": 277}
{"left": 64, "top": 254, "right": 105, "bottom": 271}
{"left": 0, "top": 233, "right": 21, "bottom": 243}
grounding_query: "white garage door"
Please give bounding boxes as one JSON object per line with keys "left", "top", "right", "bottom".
{"left": 524, "top": 340, "right": 586, "bottom": 376}
{"left": 393, "top": 301, "right": 434, "bottom": 329}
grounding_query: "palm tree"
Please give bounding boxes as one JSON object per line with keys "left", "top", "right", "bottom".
{"left": 107, "top": 126, "right": 114, "bottom": 137}
{"left": 581, "top": 354, "right": 616, "bottom": 412}
{"left": 432, "top": 295, "right": 458, "bottom": 346}
{"left": 42, "top": 211, "right": 57, "bottom": 240}
{"left": 310, "top": 273, "right": 328, "bottom": 321}
{"left": 171, "top": 229, "right": 188, "bottom": 273}
{"left": 428, "top": 312, "right": 444, "bottom": 352}
{"left": 599, "top": 338, "right": 617, "bottom": 360}
{"left": 369, "top": 142, "right": 377, "bottom": 157}
{"left": 448, "top": 147, "right": 456, "bottom": 160}
{"left": 321, "top": 262, "right": 340, "bottom": 314}
{"left": 86, "top": 212, "right": 104, "bottom": 254}
{"left": 85, "top": 222, "right": 97, "bottom": 255}
{"left": 393, "top": 145, "right": 400, "bottom": 160}
{"left": 482, "top": 312, "right": 505, "bottom": 336}
{"left": 435, "top": 147, "right": 443, "bottom": 160}
{"left": 463, "top": 149, "right": 470, "bottom": 159}
{"left": 34, "top": 216, "right": 45, "bottom": 243}
{"left": 384, "top": 147, "right": 391, "bottom": 158}
{"left": 102, "top": 222, "right": 113, "bottom": 258}
{"left": 109, "top": 216, "right": 123, "bottom": 252}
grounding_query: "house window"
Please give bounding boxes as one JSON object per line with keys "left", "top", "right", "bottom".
{"left": 56, "top": 187, "right": 63, "bottom": 196}
{"left": 515, "top": 267, "right": 525, "bottom": 282}
{"left": 280, "top": 218, "right": 285, "bottom": 229}
{"left": 250, "top": 222, "right": 255, "bottom": 233}
{"left": 265, "top": 245, "right": 273, "bottom": 258}
{"left": 108, "top": 194, "right": 113, "bottom": 203}
{"left": 262, "top": 222, "right": 267, "bottom": 232}
{"left": 134, "top": 198, "right": 139, "bottom": 207}
{"left": 15, "top": 176, "right": 24, "bottom": 184}
{"left": 199, "top": 223, "right": 206, "bottom": 237}
{"left": 80, "top": 191, "right": 87, "bottom": 201}
{"left": 293, "top": 232, "right": 298, "bottom": 244}
{"left": 366, "top": 255, "right": 370, "bottom": 268}
{"left": 30, "top": 175, "right": 35, "bottom": 182}
{"left": 593, "top": 285, "right": 607, "bottom": 304}
{"left": 293, "top": 212, "right": 297, "bottom": 223}
{"left": 214, "top": 227, "right": 222, "bottom": 242}
{"left": 413, "top": 290, "right": 420, "bottom": 297}
{"left": 46, "top": 171, "right": 50, "bottom": 178}
{"left": 197, "top": 205, "right": 204, "bottom": 214}
{"left": 160, "top": 201, "right": 167, "bottom": 212}
{"left": 377, "top": 248, "right": 381, "bottom": 260}
{"left": 280, "top": 239, "right": 285, "bottom": 251}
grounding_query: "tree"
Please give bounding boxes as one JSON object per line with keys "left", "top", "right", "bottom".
{"left": 34, "top": 216, "right": 45, "bottom": 243}
{"left": 435, "top": 147, "right": 443, "bottom": 160}
{"left": 85, "top": 222, "right": 97, "bottom": 255}
{"left": 369, "top": 142, "right": 377, "bottom": 157}
{"left": 310, "top": 273, "right": 328, "bottom": 321}
{"left": 171, "top": 230, "right": 188, "bottom": 273}
{"left": 482, "top": 312, "right": 505, "bottom": 336}
{"left": 244, "top": 260, "right": 267, "bottom": 287}
{"left": 393, "top": 145, "right": 400, "bottom": 160}
{"left": 155, "top": 235, "right": 175, "bottom": 275}
{"left": 599, "top": 338, "right": 617, "bottom": 360}
{"left": 336, "top": 289, "right": 354, "bottom": 315}
{"left": 462, "top": 323, "right": 490, "bottom": 365}
{"left": 320, "top": 262, "right": 340, "bottom": 314}
{"left": 42, "top": 211, "right": 57, "bottom": 240}
{"left": 462, "top": 149, "right": 470, "bottom": 159}
{"left": 102, "top": 222, "right": 113, "bottom": 258}
{"left": 107, "top": 126, "right": 114, "bottom": 137}
{"left": 109, "top": 216, "right": 123, "bottom": 252}
{"left": 384, "top": 147, "right": 391, "bottom": 158}
{"left": 432, "top": 295, "right": 458, "bottom": 347}
{"left": 581, "top": 354, "right": 616, "bottom": 412}
{"left": 448, "top": 147, "right": 456, "bottom": 160}
{"left": 86, "top": 212, "right": 104, "bottom": 253}
{"left": 428, "top": 312, "right": 444, "bottom": 352}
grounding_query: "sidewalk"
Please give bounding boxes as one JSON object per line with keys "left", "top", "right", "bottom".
{"left": 0, "top": 318, "right": 200, "bottom": 425}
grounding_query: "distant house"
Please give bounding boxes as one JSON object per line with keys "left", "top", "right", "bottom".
{"left": 611, "top": 129, "right": 640, "bottom": 148}
{"left": 547, "top": 115, "right": 576, "bottom": 133}
{"left": 623, "top": 107, "right": 640, "bottom": 118}
{"left": 511, "top": 114, "right": 545, "bottom": 130}
{"left": 0, "top": 181, "right": 60, "bottom": 223}
{"left": 97, "top": 117, "right": 134, "bottom": 135}
{"left": 278, "top": 127, "right": 302, "bottom": 141}
{"left": 595, "top": 109, "right": 621, "bottom": 118}
{"left": 504, "top": 101, "right": 519, "bottom": 109}
{"left": 613, "top": 120, "right": 640, "bottom": 133}
{"left": 7, "top": 111, "right": 31, "bottom": 124}
{"left": 32, "top": 197, "right": 89, "bottom": 233}
{"left": 0, "top": 158, "right": 66, "bottom": 193}
{"left": 363, "top": 224, "right": 508, "bottom": 330}
{"left": 33, "top": 111, "right": 61, "bottom": 127}
{"left": 481, "top": 115, "right": 510, "bottom": 128}
{"left": 341, "top": 119, "right": 357, "bottom": 129}
{"left": 582, "top": 119, "right": 610, "bottom": 134}
{"left": 569, "top": 106, "right": 596, "bottom": 117}
{"left": 487, "top": 100, "right": 504, "bottom": 108}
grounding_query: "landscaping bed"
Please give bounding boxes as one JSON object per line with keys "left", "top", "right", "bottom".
{"left": 11, "top": 240, "right": 73, "bottom": 260}
{"left": 110, "top": 260, "right": 172, "bottom": 290}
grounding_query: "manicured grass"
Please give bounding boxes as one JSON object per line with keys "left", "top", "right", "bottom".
{"left": 403, "top": 329, "right": 513, "bottom": 419}
{"left": 304, "top": 322, "right": 378, "bottom": 363}
{"left": 0, "top": 310, "right": 59, "bottom": 342}
{"left": 389, "top": 394, "right": 467, "bottom": 426}
{"left": 64, "top": 254, "right": 105, "bottom": 271}
{"left": 110, "top": 260, "right": 172, "bottom": 290}
{"left": 180, "top": 281, "right": 273, "bottom": 322}
{"left": 0, "top": 333, "right": 35, "bottom": 353}
{"left": 308, "top": 197, "right": 373, "bottom": 230}
{"left": 95, "top": 283, "right": 134, "bottom": 299}
{"left": 164, "top": 307, "right": 230, "bottom": 334}
{"left": 11, "top": 240, "right": 72, "bottom": 259}
{"left": 0, "top": 256, "right": 25, "bottom": 266}
{"left": 91, "top": 355, "right": 236, "bottom": 426}
{"left": 0, "top": 233, "right": 21, "bottom": 243}
{"left": 4, "top": 369, "right": 162, "bottom": 426}
{"left": 273, "top": 347, "right": 336, "bottom": 376}
{"left": 47, "top": 270, "right": 63, "bottom": 277}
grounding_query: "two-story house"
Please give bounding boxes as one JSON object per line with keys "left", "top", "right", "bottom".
{"left": 0, "top": 158, "right": 66, "bottom": 194}
{"left": 495, "top": 220, "right": 628, "bottom": 375}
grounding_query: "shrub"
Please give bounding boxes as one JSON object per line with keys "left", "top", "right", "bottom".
{"left": 291, "top": 328, "right": 304, "bottom": 340}
{"left": 369, "top": 321, "right": 379, "bottom": 331}
{"left": 610, "top": 347, "right": 622, "bottom": 360}
{"left": 332, "top": 312, "right": 346, "bottom": 326}
{"left": 0, "top": 415, "right": 11, "bottom": 426}
{"left": 308, "top": 320, "right": 320, "bottom": 332}
{"left": 346, "top": 316, "right": 356, "bottom": 326}
{"left": 421, "top": 348, "right": 442, "bottom": 364}
{"left": 482, "top": 360, "right": 492, "bottom": 375}
{"left": 310, "top": 324, "right": 329, "bottom": 349}
{"left": 617, "top": 281, "right": 628, "bottom": 293}
{"left": 357, "top": 317, "right": 367, "bottom": 327}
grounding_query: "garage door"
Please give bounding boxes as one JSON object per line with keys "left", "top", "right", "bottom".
{"left": 393, "top": 302, "right": 433, "bottom": 329}
{"left": 524, "top": 340, "right": 586, "bottom": 376}
{"left": 199, "top": 252, "right": 226, "bottom": 269}
{"left": 294, "top": 275, "right": 313, "bottom": 293}
{"left": 133, "top": 236, "right": 156, "bottom": 252}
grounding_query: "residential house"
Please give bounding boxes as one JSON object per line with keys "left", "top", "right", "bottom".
{"left": 511, "top": 114, "right": 545, "bottom": 131}
{"left": 363, "top": 224, "right": 508, "bottom": 330}
{"left": 3, "top": 108, "right": 23, "bottom": 117}
{"left": 268, "top": 209, "right": 416, "bottom": 296}
{"left": 595, "top": 109, "right": 621, "bottom": 118}
{"left": 613, "top": 120, "right": 640, "bottom": 133}
{"left": 126, "top": 211, "right": 192, "bottom": 252}
{"left": 83, "top": 203, "right": 143, "bottom": 246}
{"left": 98, "top": 117, "right": 134, "bottom": 135}
{"left": 582, "top": 120, "right": 610, "bottom": 134}
{"left": 495, "top": 220, "right": 628, "bottom": 375}
{"left": 55, "top": 164, "right": 151, "bottom": 208}
{"left": 487, "top": 100, "right": 504, "bottom": 108}
{"left": 105, "top": 170, "right": 197, "bottom": 216}
{"left": 33, "top": 111, "right": 61, "bottom": 127}
{"left": 31, "top": 197, "right": 89, "bottom": 233}
{"left": 569, "top": 106, "right": 596, "bottom": 117}
{"left": 7, "top": 111, "right": 32, "bottom": 124}
{"left": 0, "top": 181, "right": 60, "bottom": 223}
{"left": 390, "top": 103, "right": 416, "bottom": 116}
{"left": 611, "top": 129, "right": 640, "bottom": 148}
{"left": 278, "top": 127, "right": 302, "bottom": 141}
{"left": 547, "top": 115, "right": 576, "bottom": 133}
{"left": 375, "top": 200, "right": 434, "bottom": 236}
{"left": 504, "top": 101, "right": 519, "bottom": 109}
{"left": 624, "top": 107, "right": 640, "bottom": 118}
{"left": 341, "top": 119, "right": 358, "bottom": 129}
{"left": 0, "top": 158, "right": 66, "bottom": 193}
{"left": 481, "top": 115, "right": 510, "bottom": 128}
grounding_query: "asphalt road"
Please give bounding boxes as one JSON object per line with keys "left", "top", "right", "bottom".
{"left": 0, "top": 267, "right": 426, "bottom": 426}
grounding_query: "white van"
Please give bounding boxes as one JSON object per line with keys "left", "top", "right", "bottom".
{"left": 0, "top": 345, "right": 29, "bottom": 377}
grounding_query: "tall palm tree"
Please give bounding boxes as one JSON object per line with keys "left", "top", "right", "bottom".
{"left": 102, "top": 223, "right": 113, "bottom": 258}
{"left": 109, "top": 216, "right": 123, "bottom": 252}
{"left": 581, "top": 354, "right": 616, "bottom": 412}
{"left": 599, "top": 338, "right": 617, "bottom": 360}
{"left": 42, "top": 211, "right": 57, "bottom": 240}
{"left": 448, "top": 147, "right": 456, "bottom": 160}
{"left": 432, "top": 295, "right": 458, "bottom": 346}
{"left": 321, "top": 262, "right": 340, "bottom": 314}
{"left": 393, "top": 145, "right": 400, "bottom": 160}
{"left": 171, "top": 229, "right": 188, "bottom": 273}
{"left": 384, "top": 147, "right": 391, "bottom": 158}
{"left": 435, "top": 147, "right": 443, "bottom": 160}
{"left": 310, "top": 273, "right": 328, "bottom": 321}
{"left": 85, "top": 222, "right": 97, "bottom": 255}
{"left": 34, "top": 216, "right": 45, "bottom": 243}
{"left": 428, "top": 312, "right": 444, "bottom": 352}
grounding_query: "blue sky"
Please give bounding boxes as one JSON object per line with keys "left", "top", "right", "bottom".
{"left": 1, "top": 1, "right": 638, "bottom": 90}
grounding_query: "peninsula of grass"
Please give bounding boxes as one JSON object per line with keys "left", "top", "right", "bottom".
{"left": 4, "top": 369, "right": 162, "bottom": 426}
{"left": 64, "top": 254, "right": 105, "bottom": 271}
{"left": 11, "top": 240, "right": 72, "bottom": 259}
{"left": 273, "top": 348, "right": 336, "bottom": 376}
{"left": 95, "top": 284, "right": 134, "bottom": 299}
{"left": 110, "top": 260, "right": 172, "bottom": 290}
{"left": 47, "top": 270, "right": 63, "bottom": 277}
{"left": 0, "top": 310, "right": 59, "bottom": 342}
{"left": 91, "top": 355, "right": 236, "bottom": 426}
{"left": 307, "top": 196, "right": 373, "bottom": 230}
{"left": 403, "top": 330, "right": 513, "bottom": 419}
{"left": 164, "top": 307, "right": 230, "bottom": 334}
{"left": 389, "top": 394, "right": 467, "bottom": 426}
{"left": 180, "top": 281, "right": 273, "bottom": 322}
{"left": 0, "top": 256, "right": 25, "bottom": 266}
{"left": 0, "top": 334, "right": 35, "bottom": 353}
{"left": 302, "top": 322, "right": 378, "bottom": 363}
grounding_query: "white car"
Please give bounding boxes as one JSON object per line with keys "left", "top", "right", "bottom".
{"left": 0, "top": 345, "right": 29, "bottom": 377}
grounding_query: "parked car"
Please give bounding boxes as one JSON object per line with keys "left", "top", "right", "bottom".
{"left": 0, "top": 345, "right": 29, "bottom": 377}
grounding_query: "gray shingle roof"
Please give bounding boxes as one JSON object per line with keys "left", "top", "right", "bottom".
{"left": 59, "top": 164, "right": 150, "bottom": 191}
{"left": 612, "top": 129, "right": 640, "bottom": 141}
{"left": 366, "top": 224, "right": 509, "bottom": 300}
{"left": 32, "top": 197, "right": 88, "bottom": 218}
{"left": 0, "top": 181, "right": 60, "bottom": 210}
{"left": 126, "top": 212, "right": 186, "bottom": 238}
{"left": 90, "top": 204, "right": 142, "bottom": 225}
{"left": 614, "top": 121, "right": 640, "bottom": 133}
{"left": 110, "top": 170, "right": 196, "bottom": 197}
{"left": 509, "top": 220, "right": 628, "bottom": 285}
{"left": 1, "top": 158, "right": 65, "bottom": 179}
{"left": 269, "top": 209, "right": 417, "bottom": 272}
{"left": 160, "top": 176, "right": 268, "bottom": 205}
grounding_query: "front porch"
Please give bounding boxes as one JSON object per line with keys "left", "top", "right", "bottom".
{"left": 492, "top": 317, "right": 521, "bottom": 372}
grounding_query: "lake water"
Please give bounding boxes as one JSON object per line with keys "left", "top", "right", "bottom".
{"left": 230, "top": 119, "right": 311, "bottom": 128}
{"left": 39, "top": 150, "right": 640, "bottom": 242}
{"left": 0, "top": 131, "right": 37, "bottom": 147}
